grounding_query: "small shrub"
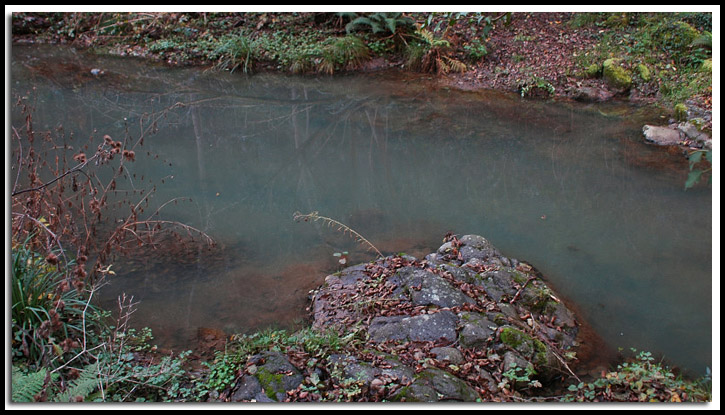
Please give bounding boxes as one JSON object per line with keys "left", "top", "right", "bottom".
{"left": 562, "top": 349, "right": 711, "bottom": 402}
{"left": 97, "top": 324, "right": 195, "bottom": 402}
{"left": 212, "top": 32, "right": 258, "bottom": 74}
{"left": 463, "top": 38, "right": 488, "bottom": 62}
{"left": 11, "top": 236, "right": 104, "bottom": 369}
{"left": 318, "top": 35, "right": 370, "bottom": 74}
{"left": 519, "top": 75, "right": 555, "bottom": 99}
{"left": 405, "top": 28, "right": 467, "bottom": 75}
{"left": 652, "top": 20, "right": 700, "bottom": 65}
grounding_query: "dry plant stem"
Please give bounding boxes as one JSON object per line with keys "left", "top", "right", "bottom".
{"left": 509, "top": 275, "right": 537, "bottom": 304}
{"left": 11, "top": 150, "right": 100, "bottom": 197}
{"left": 293, "top": 211, "right": 383, "bottom": 258}
{"left": 50, "top": 280, "right": 107, "bottom": 374}
{"left": 121, "top": 220, "right": 215, "bottom": 246}
{"left": 95, "top": 293, "right": 139, "bottom": 401}
{"left": 12, "top": 212, "right": 70, "bottom": 265}
{"left": 553, "top": 350, "right": 581, "bottom": 384}
{"left": 12, "top": 126, "right": 24, "bottom": 193}
{"left": 112, "top": 293, "right": 138, "bottom": 362}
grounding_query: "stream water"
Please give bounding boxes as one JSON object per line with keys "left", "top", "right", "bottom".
{"left": 11, "top": 44, "right": 713, "bottom": 377}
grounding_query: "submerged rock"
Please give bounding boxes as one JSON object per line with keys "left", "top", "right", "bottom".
{"left": 643, "top": 124, "right": 683, "bottom": 146}
{"left": 570, "top": 85, "right": 615, "bottom": 103}
{"left": 642, "top": 122, "right": 711, "bottom": 150}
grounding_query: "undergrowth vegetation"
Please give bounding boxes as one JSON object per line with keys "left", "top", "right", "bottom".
{"left": 563, "top": 350, "right": 711, "bottom": 402}
{"left": 10, "top": 11, "right": 712, "bottom": 111}
{"left": 569, "top": 12, "right": 712, "bottom": 108}
{"left": 11, "top": 239, "right": 712, "bottom": 402}
{"left": 10, "top": 12, "right": 498, "bottom": 76}
{"left": 10, "top": 241, "right": 200, "bottom": 402}
{"left": 10, "top": 86, "right": 211, "bottom": 402}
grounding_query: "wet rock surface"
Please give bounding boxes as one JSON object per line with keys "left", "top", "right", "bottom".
{"left": 643, "top": 121, "right": 712, "bottom": 150}
{"left": 231, "top": 234, "right": 583, "bottom": 402}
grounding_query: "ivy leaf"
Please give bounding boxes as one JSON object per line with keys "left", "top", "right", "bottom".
{"left": 685, "top": 169, "right": 703, "bottom": 189}
{"left": 688, "top": 150, "right": 703, "bottom": 169}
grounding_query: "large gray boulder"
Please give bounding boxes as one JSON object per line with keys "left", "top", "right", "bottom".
{"left": 643, "top": 124, "right": 682, "bottom": 146}
{"left": 304, "top": 234, "right": 582, "bottom": 402}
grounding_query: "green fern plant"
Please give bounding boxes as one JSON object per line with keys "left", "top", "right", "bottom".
{"left": 519, "top": 75, "right": 556, "bottom": 98}
{"left": 12, "top": 362, "right": 100, "bottom": 402}
{"left": 406, "top": 28, "right": 467, "bottom": 75}
{"left": 345, "top": 12, "right": 413, "bottom": 36}
{"left": 293, "top": 211, "right": 383, "bottom": 258}
{"left": 690, "top": 31, "right": 712, "bottom": 49}
{"left": 54, "top": 362, "right": 100, "bottom": 402}
{"left": 12, "top": 366, "right": 53, "bottom": 402}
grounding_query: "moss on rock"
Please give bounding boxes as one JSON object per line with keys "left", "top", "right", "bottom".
{"left": 500, "top": 327, "right": 530, "bottom": 350}
{"left": 500, "top": 327, "right": 559, "bottom": 380}
{"left": 255, "top": 368, "right": 288, "bottom": 400}
{"left": 500, "top": 327, "right": 547, "bottom": 365}
{"left": 700, "top": 58, "right": 712, "bottom": 73}
{"left": 584, "top": 63, "right": 601, "bottom": 78}
{"left": 602, "top": 58, "right": 632, "bottom": 90}
{"left": 674, "top": 103, "right": 689, "bottom": 122}
{"left": 520, "top": 283, "right": 558, "bottom": 314}
{"left": 636, "top": 63, "right": 651, "bottom": 82}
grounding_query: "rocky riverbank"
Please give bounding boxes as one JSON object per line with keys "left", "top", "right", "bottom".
{"left": 221, "top": 234, "right": 590, "bottom": 402}
{"left": 11, "top": 11, "right": 713, "bottom": 155}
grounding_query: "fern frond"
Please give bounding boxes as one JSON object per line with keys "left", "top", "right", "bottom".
{"left": 346, "top": 17, "right": 381, "bottom": 34}
{"left": 383, "top": 17, "right": 398, "bottom": 34}
{"left": 293, "top": 211, "right": 383, "bottom": 258}
{"left": 691, "top": 31, "right": 712, "bottom": 48}
{"left": 12, "top": 366, "right": 49, "bottom": 402}
{"left": 418, "top": 28, "right": 435, "bottom": 45}
{"left": 436, "top": 57, "right": 449, "bottom": 74}
{"left": 54, "top": 362, "right": 100, "bottom": 402}
{"left": 444, "top": 56, "right": 467, "bottom": 73}
{"left": 417, "top": 28, "right": 450, "bottom": 48}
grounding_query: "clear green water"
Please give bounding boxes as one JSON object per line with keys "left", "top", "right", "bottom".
{"left": 11, "top": 45, "right": 712, "bottom": 377}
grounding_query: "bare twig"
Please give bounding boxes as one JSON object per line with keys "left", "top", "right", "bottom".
{"left": 11, "top": 152, "right": 100, "bottom": 197}
{"left": 293, "top": 211, "right": 383, "bottom": 258}
{"left": 50, "top": 279, "right": 107, "bottom": 374}
{"left": 11, "top": 126, "right": 24, "bottom": 195}
{"left": 509, "top": 275, "right": 537, "bottom": 304}
{"left": 552, "top": 349, "right": 581, "bottom": 384}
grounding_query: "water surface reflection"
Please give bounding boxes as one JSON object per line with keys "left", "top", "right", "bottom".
{"left": 11, "top": 45, "right": 712, "bottom": 377}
